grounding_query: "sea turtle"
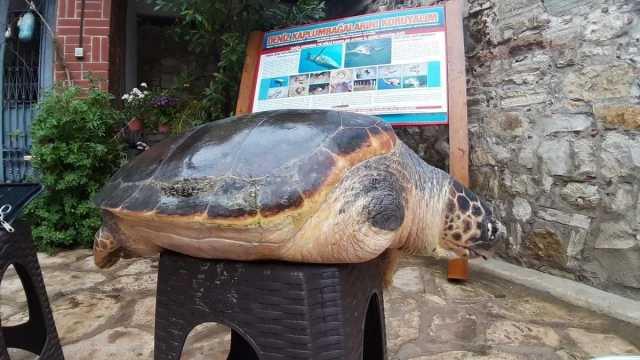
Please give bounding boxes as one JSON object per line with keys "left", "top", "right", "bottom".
{"left": 346, "top": 44, "right": 383, "bottom": 55}
{"left": 306, "top": 48, "right": 341, "bottom": 70}
{"left": 92, "top": 109, "right": 506, "bottom": 286}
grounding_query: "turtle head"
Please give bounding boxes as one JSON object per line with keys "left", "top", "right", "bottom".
{"left": 437, "top": 179, "right": 506, "bottom": 260}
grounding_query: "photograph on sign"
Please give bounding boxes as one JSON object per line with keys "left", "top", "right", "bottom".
{"left": 250, "top": 6, "right": 449, "bottom": 126}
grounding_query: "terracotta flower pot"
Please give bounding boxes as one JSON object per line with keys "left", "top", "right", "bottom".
{"left": 128, "top": 117, "right": 144, "bottom": 131}
{"left": 158, "top": 121, "right": 172, "bottom": 133}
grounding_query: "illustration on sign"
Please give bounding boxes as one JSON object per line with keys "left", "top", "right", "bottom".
{"left": 250, "top": 6, "right": 449, "bottom": 125}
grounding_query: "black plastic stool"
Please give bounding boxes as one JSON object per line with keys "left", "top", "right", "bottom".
{"left": 0, "top": 184, "right": 64, "bottom": 359}
{"left": 154, "top": 250, "right": 387, "bottom": 360}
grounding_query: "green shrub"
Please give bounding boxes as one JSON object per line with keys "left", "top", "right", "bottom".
{"left": 23, "top": 75, "right": 128, "bottom": 252}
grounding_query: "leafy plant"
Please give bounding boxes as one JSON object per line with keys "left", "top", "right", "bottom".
{"left": 147, "top": 0, "right": 326, "bottom": 120}
{"left": 149, "top": 92, "right": 181, "bottom": 124}
{"left": 122, "top": 82, "right": 151, "bottom": 119}
{"left": 22, "top": 74, "right": 128, "bottom": 251}
{"left": 172, "top": 98, "right": 210, "bottom": 133}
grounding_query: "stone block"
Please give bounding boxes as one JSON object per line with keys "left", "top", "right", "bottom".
{"left": 494, "top": 0, "right": 545, "bottom": 23}
{"left": 595, "top": 221, "right": 638, "bottom": 249}
{"left": 507, "top": 222, "right": 523, "bottom": 254}
{"left": 542, "top": 20, "right": 583, "bottom": 42}
{"left": 475, "top": 61, "right": 511, "bottom": 87}
{"left": 579, "top": 42, "right": 617, "bottom": 58}
{"left": 601, "top": 132, "right": 640, "bottom": 178}
{"left": 537, "top": 138, "right": 572, "bottom": 176}
{"left": 517, "top": 138, "right": 539, "bottom": 169}
{"left": 637, "top": 195, "right": 640, "bottom": 229}
{"left": 605, "top": 183, "right": 635, "bottom": 214}
{"left": 470, "top": 170, "right": 485, "bottom": 193}
{"left": 487, "top": 111, "right": 525, "bottom": 137}
{"left": 538, "top": 114, "right": 592, "bottom": 136}
{"left": 500, "top": 88, "right": 547, "bottom": 108}
{"left": 551, "top": 99, "right": 592, "bottom": 115}
{"left": 468, "top": 94, "right": 488, "bottom": 109}
{"left": 537, "top": 208, "right": 591, "bottom": 229}
{"left": 488, "top": 142, "right": 511, "bottom": 163}
{"left": 554, "top": 46, "right": 578, "bottom": 68}
{"left": 470, "top": 144, "right": 497, "bottom": 166}
{"left": 542, "top": 176, "right": 554, "bottom": 193}
{"left": 503, "top": 67, "right": 543, "bottom": 85}
{"left": 512, "top": 197, "right": 532, "bottom": 222}
{"left": 566, "top": 229, "right": 587, "bottom": 259}
{"left": 595, "top": 247, "right": 640, "bottom": 289}
{"left": 563, "top": 63, "right": 634, "bottom": 101}
{"left": 561, "top": 182, "right": 601, "bottom": 209}
{"left": 503, "top": 172, "right": 539, "bottom": 196}
{"left": 593, "top": 102, "right": 640, "bottom": 131}
{"left": 572, "top": 138, "right": 597, "bottom": 177}
{"left": 544, "top": 0, "right": 600, "bottom": 16}
{"left": 524, "top": 228, "right": 566, "bottom": 263}
{"left": 583, "top": 13, "right": 628, "bottom": 42}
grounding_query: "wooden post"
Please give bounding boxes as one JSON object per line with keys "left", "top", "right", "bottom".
{"left": 444, "top": 0, "right": 470, "bottom": 280}
{"left": 236, "top": 31, "right": 263, "bottom": 116}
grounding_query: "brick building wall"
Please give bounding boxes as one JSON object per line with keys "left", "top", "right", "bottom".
{"left": 54, "top": 0, "right": 127, "bottom": 102}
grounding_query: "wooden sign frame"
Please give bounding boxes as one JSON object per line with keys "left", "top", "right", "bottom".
{"left": 236, "top": 0, "right": 470, "bottom": 279}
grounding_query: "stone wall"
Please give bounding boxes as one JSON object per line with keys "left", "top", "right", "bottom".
{"left": 328, "top": 0, "right": 640, "bottom": 300}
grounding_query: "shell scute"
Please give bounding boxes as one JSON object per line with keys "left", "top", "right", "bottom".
{"left": 326, "top": 127, "right": 372, "bottom": 156}
{"left": 341, "top": 111, "right": 379, "bottom": 128}
{"left": 155, "top": 196, "right": 209, "bottom": 217}
{"left": 228, "top": 110, "right": 340, "bottom": 179}
{"left": 257, "top": 174, "right": 305, "bottom": 218}
{"left": 206, "top": 179, "right": 258, "bottom": 219}
{"left": 100, "top": 183, "right": 138, "bottom": 210}
{"left": 120, "top": 184, "right": 161, "bottom": 213}
{"left": 296, "top": 149, "right": 336, "bottom": 198}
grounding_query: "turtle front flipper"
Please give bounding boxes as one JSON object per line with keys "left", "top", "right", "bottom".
{"left": 93, "top": 225, "right": 135, "bottom": 269}
{"left": 93, "top": 210, "right": 160, "bottom": 269}
{"left": 380, "top": 248, "right": 402, "bottom": 288}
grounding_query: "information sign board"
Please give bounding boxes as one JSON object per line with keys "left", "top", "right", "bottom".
{"left": 249, "top": 6, "right": 449, "bottom": 125}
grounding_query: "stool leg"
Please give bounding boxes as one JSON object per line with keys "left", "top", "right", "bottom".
{"left": 153, "top": 308, "right": 195, "bottom": 360}
{"left": 0, "top": 220, "right": 64, "bottom": 359}
{"left": 0, "top": 330, "right": 12, "bottom": 360}
{"left": 0, "top": 261, "right": 63, "bottom": 359}
{"left": 2, "top": 263, "right": 47, "bottom": 354}
{"left": 227, "top": 330, "right": 259, "bottom": 360}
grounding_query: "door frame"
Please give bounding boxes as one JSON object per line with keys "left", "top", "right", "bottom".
{"left": 0, "top": 0, "right": 56, "bottom": 182}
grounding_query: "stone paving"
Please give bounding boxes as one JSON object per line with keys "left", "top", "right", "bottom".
{"left": 1, "top": 250, "right": 639, "bottom": 359}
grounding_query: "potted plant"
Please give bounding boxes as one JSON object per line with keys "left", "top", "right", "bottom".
{"left": 122, "top": 83, "right": 150, "bottom": 131}
{"left": 149, "top": 93, "right": 180, "bottom": 133}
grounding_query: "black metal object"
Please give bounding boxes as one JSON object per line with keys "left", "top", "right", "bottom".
{"left": 154, "top": 250, "right": 387, "bottom": 360}
{"left": 0, "top": 183, "right": 64, "bottom": 359}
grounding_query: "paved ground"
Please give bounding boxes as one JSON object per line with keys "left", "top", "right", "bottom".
{"left": 1, "top": 250, "right": 639, "bottom": 359}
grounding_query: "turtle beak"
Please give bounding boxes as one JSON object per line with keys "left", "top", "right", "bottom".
{"left": 468, "top": 215, "right": 505, "bottom": 260}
